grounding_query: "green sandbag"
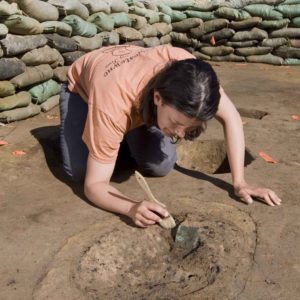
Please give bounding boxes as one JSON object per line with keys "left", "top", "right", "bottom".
{"left": 225, "top": 0, "right": 285, "bottom": 9}
{"left": 170, "top": 10, "right": 187, "bottom": 22}
{"left": 28, "top": 79, "right": 61, "bottom": 104}
{"left": 0, "top": 58, "right": 26, "bottom": 80}
{"left": 115, "top": 26, "right": 143, "bottom": 41}
{"left": 62, "top": 15, "right": 97, "bottom": 37}
{"left": 41, "top": 21, "right": 73, "bottom": 37}
{"left": 110, "top": 12, "right": 132, "bottom": 27}
{"left": 172, "top": 18, "right": 202, "bottom": 32}
{"left": 157, "top": 3, "right": 173, "bottom": 15}
{"left": 244, "top": 4, "right": 283, "bottom": 20}
{"left": 72, "top": 34, "right": 103, "bottom": 51}
{"left": 162, "top": 0, "right": 194, "bottom": 10}
{"left": 185, "top": 10, "right": 216, "bottom": 21}
{"left": 128, "top": 14, "right": 147, "bottom": 30}
{"left": 0, "top": 91, "right": 31, "bottom": 112}
{"left": 98, "top": 31, "right": 120, "bottom": 45}
{"left": 159, "top": 13, "right": 172, "bottom": 24}
{"left": 139, "top": 24, "right": 158, "bottom": 37}
{"left": 0, "top": 1, "right": 22, "bottom": 16}
{"left": 17, "top": 0, "right": 59, "bottom": 22}
{"left": 44, "top": 33, "right": 78, "bottom": 53}
{"left": 282, "top": 0, "right": 300, "bottom": 4}
{"left": 21, "top": 45, "right": 64, "bottom": 67}
{"left": 0, "top": 34, "right": 47, "bottom": 56}
{"left": 215, "top": 7, "right": 251, "bottom": 20}
{"left": 211, "top": 53, "right": 246, "bottom": 62}
{"left": 85, "top": 0, "right": 111, "bottom": 14}
{"left": 0, "top": 81, "right": 15, "bottom": 97}
{"left": 87, "top": 12, "right": 115, "bottom": 32}
{"left": 229, "top": 17, "right": 262, "bottom": 30}
{"left": 40, "top": 95, "right": 60, "bottom": 112}
{"left": 258, "top": 18, "right": 290, "bottom": 29}
{"left": 160, "top": 34, "right": 172, "bottom": 44}
{"left": 269, "top": 27, "right": 300, "bottom": 38}
{"left": 10, "top": 64, "right": 53, "bottom": 88}
{"left": 110, "top": 0, "right": 129, "bottom": 13}
{"left": 200, "top": 46, "right": 234, "bottom": 56}
{"left": 283, "top": 58, "right": 300, "bottom": 64}
{"left": 276, "top": 4, "right": 300, "bottom": 18}
{"left": 290, "top": 39, "right": 300, "bottom": 47}
{"left": 273, "top": 45, "right": 300, "bottom": 58}
{"left": 53, "top": 66, "right": 69, "bottom": 82}
{"left": 231, "top": 27, "right": 268, "bottom": 41}
{"left": 261, "top": 37, "right": 287, "bottom": 47}
{"left": 62, "top": 51, "right": 85, "bottom": 65}
{"left": 201, "top": 28, "right": 235, "bottom": 43}
{"left": 290, "top": 17, "right": 300, "bottom": 27}
{"left": 226, "top": 40, "right": 259, "bottom": 47}
{"left": 235, "top": 46, "right": 272, "bottom": 56}
{"left": 246, "top": 53, "right": 284, "bottom": 64}
{"left": 190, "top": 19, "right": 229, "bottom": 38}
{"left": 192, "top": 51, "right": 211, "bottom": 60}
{"left": 152, "top": 23, "right": 172, "bottom": 37}
{"left": 128, "top": 6, "right": 160, "bottom": 23}
{"left": 0, "top": 24, "right": 8, "bottom": 38}
{"left": 143, "top": 37, "right": 160, "bottom": 47}
{"left": 188, "top": 2, "right": 219, "bottom": 12}
{"left": 169, "top": 32, "right": 199, "bottom": 47}
{"left": 4, "top": 14, "right": 43, "bottom": 35}
{"left": 0, "top": 103, "right": 40, "bottom": 123}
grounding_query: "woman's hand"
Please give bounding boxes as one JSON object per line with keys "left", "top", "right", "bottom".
{"left": 127, "top": 200, "right": 169, "bottom": 228}
{"left": 234, "top": 182, "right": 282, "bottom": 206}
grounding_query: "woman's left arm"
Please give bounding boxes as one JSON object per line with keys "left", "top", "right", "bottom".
{"left": 215, "top": 87, "right": 282, "bottom": 206}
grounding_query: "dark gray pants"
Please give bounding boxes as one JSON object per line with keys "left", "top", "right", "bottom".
{"left": 59, "top": 83, "right": 176, "bottom": 181}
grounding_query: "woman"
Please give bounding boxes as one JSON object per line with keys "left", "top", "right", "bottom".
{"left": 59, "top": 44, "right": 281, "bottom": 228}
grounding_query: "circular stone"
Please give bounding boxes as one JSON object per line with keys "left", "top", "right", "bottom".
{"left": 33, "top": 199, "right": 256, "bottom": 300}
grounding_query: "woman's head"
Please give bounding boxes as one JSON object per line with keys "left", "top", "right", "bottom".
{"left": 139, "top": 58, "right": 220, "bottom": 141}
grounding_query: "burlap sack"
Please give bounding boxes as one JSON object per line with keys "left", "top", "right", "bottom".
{"left": 72, "top": 34, "right": 103, "bottom": 51}
{"left": 226, "top": 40, "right": 259, "bottom": 47}
{"left": 17, "top": 0, "right": 59, "bottom": 22}
{"left": 200, "top": 46, "right": 234, "bottom": 56}
{"left": 0, "top": 34, "right": 47, "bottom": 56}
{"left": 0, "top": 81, "right": 15, "bottom": 97}
{"left": 0, "top": 58, "right": 26, "bottom": 80}
{"left": 0, "top": 91, "right": 31, "bottom": 111}
{"left": 185, "top": 10, "right": 215, "bottom": 21}
{"left": 21, "top": 45, "right": 64, "bottom": 67}
{"left": 53, "top": 66, "right": 69, "bottom": 82}
{"left": 143, "top": 37, "right": 160, "bottom": 47}
{"left": 62, "top": 15, "right": 97, "bottom": 37}
{"left": 201, "top": 28, "right": 235, "bottom": 43}
{"left": 88, "top": 12, "right": 115, "bottom": 32}
{"left": 115, "top": 26, "right": 143, "bottom": 41}
{"left": 41, "top": 21, "right": 73, "bottom": 37}
{"left": 0, "top": 103, "right": 40, "bottom": 123}
{"left": 231, "top": 27, "right": 268, "bottom": 41}
{"left": 211, "top": 53, "right": 246, "bottom": 62}
{"left": 4, "top": 14, "right": 43, "bottom": 35}
{"left": 273, "top": 45, "right": 300, "bottom": 58}
{"left": 44, "top": 33, "right": 78, "bottom": 53}
{"left": 235, "top": 46, "right": 272, "bottom": 56}
{"left": 244, "top": 4, "right": 283, "bottom": 20}
{"left": 215, "top": 7, "right": 251, "bottom": 20}
{"left": 189, "top": 19, "right": 229, "bottom": 38}
{"left": 139, "top": 24, "right": 158, "bottom": 37}
{"left": 40, "top": 94, "right": 60, "bottom": 112}
{"left": 246, "top": 53, "right": 283, "bottom": 64}
{"left": 110, "top": 12, "right": 132, "bottom": 27}
{"left": 261, "top": 37, "right": 287, "bottom": 47}
{"left": 28, "top": 79, "right": 61, "bottom": 104}
{"left": 170, "top": 32, "right": 199, "bottom": 47}
{"left": 152, "top": 23, "right": 172, "bottom": 36}
{"left": 10, "top": 64, "right": 54, "bottom": 88}
{"left": 128, "top": 14, "right": 147, "bottom": 30}
{"left": 62, "top": 51, "right": 85, "bottom": 65}
{"left": 85, "top": 0, "right": 111, "bottom": 14}
{"left": 229, "top": 17, "right": 262, "bottom": 30}
{"left": 269, "top": 27, "right": 300, "bottom": 38}
{"left": 172, "top": 18, "right": 202, "bottom": 32}
{"left": 258, "top": 18, "right": 290, "bottom": 29}
{"left": 160, "top": 34, "right": 172, "bottom": 44}
{"left": 98, "top": 31, "right": 120, "bottom": 45}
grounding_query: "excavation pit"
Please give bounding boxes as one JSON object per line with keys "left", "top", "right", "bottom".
{"left": 176, "top": 139, "right": 255, "bottom": 174}
{"left": 34, "top": 200, "right": 256, "bottom": 300}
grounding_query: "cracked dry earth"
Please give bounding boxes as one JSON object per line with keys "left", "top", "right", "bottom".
{"left": 1, "top": 62, "right": 300, "bottom": 300}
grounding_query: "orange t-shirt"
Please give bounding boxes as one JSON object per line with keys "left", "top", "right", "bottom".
{"left": 67, "top": 44, "right": 195, "bottom": 163}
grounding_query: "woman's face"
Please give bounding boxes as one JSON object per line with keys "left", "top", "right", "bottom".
{"left": 154, "top": 91, "right": 203, "bottom": 139}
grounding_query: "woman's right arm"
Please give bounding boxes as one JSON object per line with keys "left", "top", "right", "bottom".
{"left": 84, "top": 155, "right": 169, "bottom": 227}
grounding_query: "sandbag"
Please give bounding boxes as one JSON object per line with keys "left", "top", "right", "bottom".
{"left": 192, "top": 51, "right": 211, "bottom": 60}
{"left": 41, "top": 21, "right": 73, "bottom": 37}
{"left": 62, "top": 15, "right": 97, "bottom": 37}
{"left": 189, "top": 19, "right": 229, "bottom": 38}
{"left": 283, "top": 58, "right": 300, "bottom": 64}
{"left": 85, "top": 0, "right": 111, "bottom": 14}
{"left": 226, "top": 40, "right": 259, "bottom": 47}
{"left": 184, "top": 10, "right": 216, "bottom": 21}
{"left": 0, "top": 1, "right": 22, "bottom": 16}
{"left": 282, "top": 0, "right": 300, "bottom": 4}
{"left": 160, "top": 0, "right": 194, "bottom": 10}
{"left": 0, "top": 103, "right": 41, "bottom": 123}
{"left": 124, "top": 40, "right": 145, "bottom": 47}
{"left": 0, "top": 58, "right": 26, "bottom": 80}
{"left": 0, "top": 81, "right": 15, "bottom": 97}
{"left": 21, "top": 45, "right": 64, "bottom": 67}
{"left": 231, "top": 27, "right": 268, "bottom": 41}
{"left": 40, "top": 94, "right": 60, "bottom": 112}
{"left": 160, "top": 34, "right": 172, "bottom": 44}
{"left": 290, "top": 17, "right": 300, "bottom": 27}
{"left": 258, "top": 18, "right": 290, "bottom": 29}
{"left": 0, "top": 24, "right": 8, "bottom": 38}
{"left": 128, "top": 6, "right": 160, "bottom": 24}
{"left": 72, "top": 34, "right": 103, "bottom": 51}
{"left": 244, "top": 4, "right": 283, "bottom": 20}
{"left": 200, "top": 46, "right": 234, "bottom": 56}
{"left": 211, "top": 53, "right": 246, "bottom": 62}
{"left": 115, "top": 26, "right": 143, "bottom": 41}
{"left": 157, "top": 3, "right": 173, "bottom": 16}
{"left": 53, "top": 66, "right": 69, "bottom": 82}
{"left": 188, "top": 2, "right": 219, "bottom": 12}
{"left": 28, "top": 79, "right": 61, "bottom": 104}
{"left": 172, "top": 18, "right": 202, "bottom": 32}
{"left": 87, "top": 12, "right": 115, "bottom": 32}
{"left": 159, "top": 13, "right": 172, "bottom": 24}
{"left": 261, "top": 37, "right": 287, "bottom": 47}
{"left": 269, "top": 27, "right": 300, "bottom": 38}
{"left": 62, "top": 51, "right": 86, "bottom": 65}
{"left": 110, "top": 0, "right": 129, "bottom": 13}
{"left": 221, "top": 0, "right": 285, "bottom": 9}
{"left": 0, "top": 34, "right": 47, "bottom": 56}
{"left": 276, "top": 4, "right": 300, "bottom": 18}
{"left": 0, "top": 91, "right": 31, "bottom": 111}
{"left": 290, "top": 39, "right": 300, "bottom": 47}
{"left": 44, "top": 33, "right": 78, "bottom": 53}
{"left": 55, "top": 0, "right": 89, "bottom": 20}
{"left": 201, "top": 28, "right": 235, "bottom": 43}
{"left": 246, "top": 53, "right": 284, "bottom": 64}
{"left": 235, "top": 46, "right": 272, "bottom": 56}
{"left": 98, "top": 31, "right": 120, "bottom": 45}
{"left": 110, "top": 12, "right": 132, "bottom": 27}
{"left": 139, "top": 24, "right": 158, "bottom": 37}
{"left": 273, "top": 45, "right": 300, "bottom": 58}
{"left": 4, "top": 14, "right": 43, "bottom": 35}
{"left": 152, "top": 23, "right": 172, "bottom": 37}
{"left": 215, "top": 7, "right": 251, "bottom": 20}
{"left": 143, "top": 37, "right": 160, "bottom": 47}
{"left": 169, "top": 32, "right": 199, "bottom": 47}
{"left": 10, "top": 64, "right": 54, "bottom": 88}
{"left": 128, "top": 14, "right": 147, "bottom": 30}
{"left": 17, "top": 0, "right": 59, "bottom": 22}
{"left": 229, "top": 17, "right": 262, "bottom": 30}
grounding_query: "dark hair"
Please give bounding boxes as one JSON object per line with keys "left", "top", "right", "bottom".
{"left": 139, "top": 58, "right": 220, "bottom": 141}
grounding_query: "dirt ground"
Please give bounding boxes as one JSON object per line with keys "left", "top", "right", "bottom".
{"left": 1, "top": 62, "right": 300, "bottom": 300}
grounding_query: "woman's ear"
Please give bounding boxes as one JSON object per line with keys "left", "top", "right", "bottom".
{"left": 153, "top": 91, "right": 163, "bottom": 106}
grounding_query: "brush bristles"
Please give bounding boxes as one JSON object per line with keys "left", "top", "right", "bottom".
{"left": 159, "top": 215, "right": 176, "bottom": 229}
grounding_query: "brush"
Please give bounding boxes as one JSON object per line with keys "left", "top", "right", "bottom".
{"left": 134, "top": 171, "right": 176, "bottom": 229}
